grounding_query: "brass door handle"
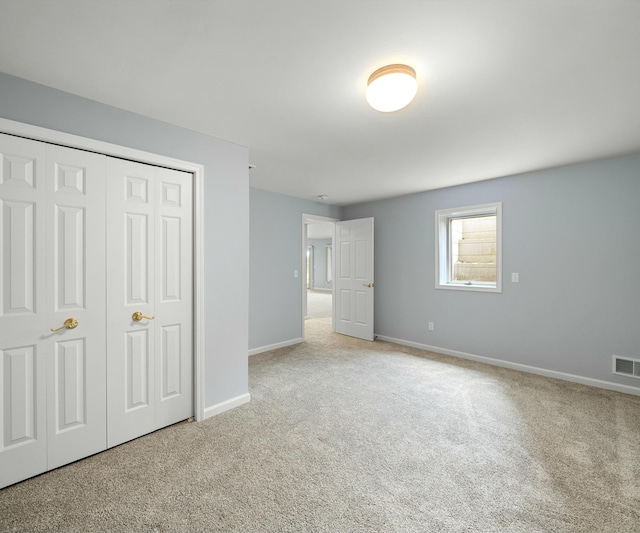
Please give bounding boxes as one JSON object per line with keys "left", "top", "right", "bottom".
{"left": 50, "top": 317, "right": 78, "bottom": 332}
{"left": 132, "top": 311, "right": 155, "bottom": 322}
{"left": 362, "top": 283, "right": 374, "bottom": 288}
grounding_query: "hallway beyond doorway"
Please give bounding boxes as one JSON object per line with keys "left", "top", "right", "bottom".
{"left": 306, "top": 290, "right": 332, "bottom": 319}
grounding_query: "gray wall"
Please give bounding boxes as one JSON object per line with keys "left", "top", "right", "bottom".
{"left": 250, "top": 188, "right": 341, "bottom": 350}
{"left": 343, "top": 154, "right": 640, "bottom": 390}
{"left": 308, "top": 238, "right": 332, "bottom": 290}
{"left": 0, "top": 72, "right": 250, "bottom": 408}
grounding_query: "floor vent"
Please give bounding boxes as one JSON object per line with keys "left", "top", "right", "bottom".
{"left": 613, "top": 355, "right": 640, "bottom": 379}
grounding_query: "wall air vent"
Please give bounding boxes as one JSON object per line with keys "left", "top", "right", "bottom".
{"left": 613, "top": 355, "right": 640, "bottom": 379}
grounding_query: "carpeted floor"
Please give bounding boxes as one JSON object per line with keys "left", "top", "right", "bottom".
{"left": 306, "top": 289, "right": 332, "bottom": 319}
{"left": 1, "top": 317, "right": 639, "bottom": 532}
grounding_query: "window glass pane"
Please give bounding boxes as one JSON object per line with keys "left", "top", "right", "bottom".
{"left": 449, "top": 215, "right": 496, "bottom": 284}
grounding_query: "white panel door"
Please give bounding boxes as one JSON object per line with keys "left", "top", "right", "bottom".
{"left": 0, "top": 134, "right": 48, "bottom": 488}
{"left": 106, "top": 158, "right": 155, "bottom": 446}
{"left": 106, "top": 159, "right": 192, "bottom": 448}
{"left": 154, "top": 167, "right": 193, "bottom": 428}
{"left": 44, "top": 145, "right": 106, "bottom": 469}
{"left": 0, "top": 135, "right": 106, "bottom": 488}
{"left": 334, "top": 217, "right": 374, "bottom": 341}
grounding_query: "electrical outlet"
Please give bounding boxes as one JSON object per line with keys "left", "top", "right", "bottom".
{"left": 428, "top": 322, "right": 434, "bottom": 331}
{"left": 294, "top": 270, "right": 299, "bottom": 278}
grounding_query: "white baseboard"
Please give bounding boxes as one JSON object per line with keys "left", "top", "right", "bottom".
{"left": 375, "top": 334, "right": 640, "bottom": 397}
{"left": 203, "top": 393, "right": 251, "bottom": 419}
{"left": 249, "top": 337, "right": 303, "bottom": 356}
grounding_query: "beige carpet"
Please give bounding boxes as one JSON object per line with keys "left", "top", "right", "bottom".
{"left": 306, "top": 289, "right": 332, "bottom": 319}
{"left": 1, "top": 317, "right": 640, "bottom": 532}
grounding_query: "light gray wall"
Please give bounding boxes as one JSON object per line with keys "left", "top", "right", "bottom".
{"left": 308, "top": 238, "right": 332, "bottom": 290}
{"left": 343, "top": 154, "right": 640, "bottom": 390}
{"left": 250, "top": 188, "right": 341, "bottom": 350}
{"left": 0, "top": 72, "right": 250, "bottom": 408}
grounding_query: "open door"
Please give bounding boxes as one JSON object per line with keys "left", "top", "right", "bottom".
{"left": 334, "top": 217, "right": 374, "bottom": 341}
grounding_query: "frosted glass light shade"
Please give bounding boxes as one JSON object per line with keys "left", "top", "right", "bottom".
{"left": 366, "top": 64, "right": 417, "bottom": 112}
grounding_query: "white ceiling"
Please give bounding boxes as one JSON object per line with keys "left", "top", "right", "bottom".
{"left": 1, "top": 1, "right": 639, "bottom": 206}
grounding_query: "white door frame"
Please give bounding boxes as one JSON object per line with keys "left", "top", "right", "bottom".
{"left": 301, "top": 214, "right": 338, "bottom": 336}
{"left": 0, "top": 118, "right": 206, "bottom": 422}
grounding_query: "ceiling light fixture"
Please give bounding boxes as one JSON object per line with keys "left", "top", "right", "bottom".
{"left": 366, "top": 64, "right": 418, "bottom": 113}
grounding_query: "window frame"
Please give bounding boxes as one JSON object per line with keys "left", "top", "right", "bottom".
{"left": 325, "top": 244, "right": 333, "bottom": 283}
{"left": 435, "top": 202, "right": 502, "bottom": 293}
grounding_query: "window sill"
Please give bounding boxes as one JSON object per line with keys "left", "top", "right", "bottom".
{"left": 436, "top": 282, "right": 502, "bottom": 293}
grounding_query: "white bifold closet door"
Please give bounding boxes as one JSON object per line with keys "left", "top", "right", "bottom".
{"left": 0, "top": 134, "right": 107, "bottom": 487}
{"left": 106, "top": 158, "right": 193, "bottom": 448}
{"left": 0, "top": 133, "right": 194, "bottom": 489}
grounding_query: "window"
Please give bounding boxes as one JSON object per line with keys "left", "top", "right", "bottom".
{"left": 435, "top": 202, "right": 502, "bottom": 292}
{"left": 325, "top": 245, "right": 333, "bottom": 283}
{"left": 306, "top": 245, "right": 313, "bottom": 288}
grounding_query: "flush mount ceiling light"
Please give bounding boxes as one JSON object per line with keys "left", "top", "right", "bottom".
{"left": 366, "top": 64, "right": 418, "bottom": 112}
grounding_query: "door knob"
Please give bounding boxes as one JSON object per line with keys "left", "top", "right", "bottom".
{"left": 362, "top": 283, "right": 374, "bottom": 288}
{"left": 50, "top": 317, "right": 79, "bottom": 332}
{"left": 132, "top": 311, "right": 155, "bottom": 322}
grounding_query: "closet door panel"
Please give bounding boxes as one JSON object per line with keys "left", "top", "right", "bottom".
{"left": 125, "top": 329, "right": 151, "bottom": 409}
{"left": 154, "top": 167, "right": 192, "bottom": 426}
{"left": 3, "top": 201, "right": 35, "bottom": 314}
{"left": 0, "top": 129, "right": 195, "bottom": 489}
{"left": 45, "top": 145, "right": 106, "bottom": 470}
{"left": 0, "top": 134, "right": 48, "bottom": 488}
{"left": 54, "top": 205, "right": 85, "bottom": 309}
{"left": 126, "top": 213, "right": 150, "bottom": 304}
{"left": 107, "top": 161, "right": 193, "bottom": 446}
{"left": 107, "top": 158, "right": 156, "bottom": 448}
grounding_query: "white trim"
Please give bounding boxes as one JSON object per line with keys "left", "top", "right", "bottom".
{"left": 203, "top": 393, "right": 251, "bottom": 419}
{"left": 0, "top": 118, "right": 202, "bottom": 172}
{"left": 0, "top": 117, "right": 207, "bottom": 422}
{"left": 249, "top": 337, "right": 304, "bottom": 356}
{"left": 302, "top": 214, "right": 338, "bottom": 225}
{"left": 376, "top": 334, "right": 640, "bottom": 397}
{"left": 193, "top": 162, "right": 205, "bottom": 421}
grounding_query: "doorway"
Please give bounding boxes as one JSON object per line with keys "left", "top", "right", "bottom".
{"left": 302, "top": 214, "right": 375, "bottom": 342}
{"left": 302, "top": 215, "right": 337, "bottom": 335}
